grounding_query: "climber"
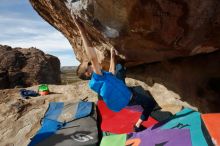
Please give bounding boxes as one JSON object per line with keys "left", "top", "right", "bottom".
{"left": 73, "top": 15, "right": 156, "bottom": 132}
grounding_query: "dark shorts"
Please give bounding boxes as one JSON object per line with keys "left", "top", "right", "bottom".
{"left": 115, "top": 64, "right": 156, "bottom": 120}
{"left": 128, "top": 91, "right": 156, "bottom": 121}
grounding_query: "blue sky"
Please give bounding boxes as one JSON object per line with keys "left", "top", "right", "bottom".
{"left": 0, "top": 0, "right": 80, "bottom": 66}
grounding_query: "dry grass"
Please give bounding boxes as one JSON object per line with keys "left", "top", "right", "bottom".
{"left": 61, "top": 68, "right": 81, "bottom": 84}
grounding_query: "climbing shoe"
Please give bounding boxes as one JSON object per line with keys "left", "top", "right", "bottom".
{"left": 133, "top": 125, "right": 146, "bottom": 132}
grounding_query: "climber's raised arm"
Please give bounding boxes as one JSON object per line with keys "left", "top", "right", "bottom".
{"left": 73, "top": 15, "right": 102, "bottom": 75}
{"left": 109, "top": 47, "right": 116, "bottom": 75}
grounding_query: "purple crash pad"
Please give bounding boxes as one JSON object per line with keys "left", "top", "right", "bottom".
{"left": 128, "top": 129, "right": 192, "bottom": 146}
{"left": 125, "top": 105, "right": 143, "bottom": 112}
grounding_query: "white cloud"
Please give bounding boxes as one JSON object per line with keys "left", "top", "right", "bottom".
{"left": 0, "top": 14, "right": 71, "bottom": 51}
{"left": 57, "top": 54, "right": 80, "bottom": 66}
{"left": 0, "top": 2, "right": 80, "bottom": 66}
{"left": 0, "top": 31, "right": 72, "bottom": 51}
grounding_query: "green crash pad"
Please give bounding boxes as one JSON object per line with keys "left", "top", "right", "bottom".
{"left": 100, "top": 134, "right": 126, "bottom": 146}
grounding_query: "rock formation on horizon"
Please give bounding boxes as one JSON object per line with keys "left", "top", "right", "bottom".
{"left": 0, "top": 45, "right": 61, "bottom": 89}
{"left": 29, "top": 0, "right": 220, "bottom": 112}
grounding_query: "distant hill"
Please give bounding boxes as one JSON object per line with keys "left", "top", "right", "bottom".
{"left": 61, "top": 66, "right": 78, "bottom": 72}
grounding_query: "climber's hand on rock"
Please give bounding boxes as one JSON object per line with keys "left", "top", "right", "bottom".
{"left": 111, "top": 47, "right": 119, "bottom": 57}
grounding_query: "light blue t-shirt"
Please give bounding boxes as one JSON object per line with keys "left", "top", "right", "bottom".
{"left": 89, "top": 71, "right": 132, "bottom": 112}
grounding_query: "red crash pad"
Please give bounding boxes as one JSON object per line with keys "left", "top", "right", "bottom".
{"left": 97, "top": 100, "right": 158, "bottom": 134}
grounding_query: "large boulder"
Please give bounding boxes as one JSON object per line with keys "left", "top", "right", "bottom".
{"left": 0, "top": 70, "right": 9, "bottom": 89}
{"left": 28, "top": 0, "right": 220, "bottom": 112}
{"left": 29, "top": 0, "right": 220, "bottom": 68}
{"left": 0, "top": 45, "right": 61, "bottom": 89}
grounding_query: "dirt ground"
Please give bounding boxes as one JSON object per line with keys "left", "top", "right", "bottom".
{"left": 0, "top": 78, "right": 196, "bottom": 146}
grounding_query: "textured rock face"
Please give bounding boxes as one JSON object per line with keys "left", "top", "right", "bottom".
{"left": 127, "top": 51, "right": 220, "bottom": 112}
{"left": 0, "top": 45, "right": 61, "bottom": 89}
{"left": 28, "top": 0, "right": 220, "bottom": 112}
{"left": 29, "top": 0, "right": 220, "bottom": 68}
{"left": 0, "top": 82, "right": 97, "bottom": 146}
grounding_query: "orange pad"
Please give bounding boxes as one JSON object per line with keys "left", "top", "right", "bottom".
{"left": 201, "top": 114, "right": 220, "bottom": 146}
